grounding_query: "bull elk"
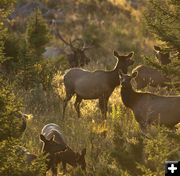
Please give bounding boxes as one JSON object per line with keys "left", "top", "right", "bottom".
{"left": 53, "top": 20, "right": 91, "bottom": 68}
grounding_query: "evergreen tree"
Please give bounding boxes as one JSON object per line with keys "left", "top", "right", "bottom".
{"left": 0, "top": 2, "right": 46, "bottom": 175}
{"left": 26, "top": 9, "right": 50, "bottom": 59}
{"left": 144, "top": 0, "right": 180, "bottom": 85}
{"left": 145, "top": 0, "right": 180, "bottom": 52}
{"left": 0, "top": 0, "right": 15, "bottom": 64}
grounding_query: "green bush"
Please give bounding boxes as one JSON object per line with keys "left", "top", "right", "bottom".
{"left": 0, "top": 139, "right": 46, "bottom": 176}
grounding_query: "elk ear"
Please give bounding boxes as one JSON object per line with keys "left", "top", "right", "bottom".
{"left": 81, "top": 148, "right": 86, "bottom": 156}
{"left": 154, "top": 45, "right": 161, "bottom": 52}
{"left": 40, "top": 134, "right": 46, "bottom": 143}
{"left": 127, "top": 52, "right": 134, "bottom": 58}
{"left": 113, "top": 50, "right": 119, "bottom": 57}
{"left": 132, "top": 71, "right": 138, "bottom": 78}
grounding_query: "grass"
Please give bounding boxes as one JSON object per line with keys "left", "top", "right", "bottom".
{"left": 21, "top": 72, "right": 180, "bottom": 176}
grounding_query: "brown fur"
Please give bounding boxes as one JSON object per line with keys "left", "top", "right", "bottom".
{"left": 132, "top": 46, "right": 171, "bottom": 89}
{"left": 67, "top": 49, "right": 90, "bottom": 68}
{"left": 132, "top": 65, "right": 169, "bottom": 89}
{"left": 119, "top": 72, "right": 180, "bottom": 129}
{"left": 154, "top": 45, "right": 171, "bottom": 65}
{"left": 40, "top": 123, "right": 86, "bottom": 176}
{"left": 62, "top": 50, "right": 134, "bottom": 119}
{"left": 54, "top": 23, "right": 91, "bottom": 68}
{"left": 55, "top": 148, "right": 86, "bottom": 173}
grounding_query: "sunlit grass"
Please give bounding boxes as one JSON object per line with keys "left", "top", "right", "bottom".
{"left": 22, "top": 70, "right": 180, "bottom": 176}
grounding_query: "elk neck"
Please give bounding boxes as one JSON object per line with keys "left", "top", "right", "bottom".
{"left": 120, "top": 82, "right": 139, "bottom": 110}
{"left": 108, "top": 69, "right": 120, "bottom": 88}
{"left": 108, "top": 59, "right": 128, "bottom": 88}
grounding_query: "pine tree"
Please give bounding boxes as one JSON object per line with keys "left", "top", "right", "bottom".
{"left": 0, "top": 2, "right": 46, "bottom": 175}
{"left": 144, "top": 0, "right": 180, "bottom": 86}
{"left": 145, "top": 0, "right": 180, "bottom": 52}
{"left": 26, "top": 9, "right": 50, "bottom": 59}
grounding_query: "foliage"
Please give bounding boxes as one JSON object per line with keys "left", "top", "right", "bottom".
{"left": 0, "top": 77, "right": 23, "bottom": 140}
{"left": 1, "top": 0, "right": 180, "bottom": 175}
{"left": 0, "top": 76, "right": 47, "bottom": 175}
{"left": 144, "top": 0, "right": 180, "bottom": 85}
{"left": 26, "top": 9, "right": 50, "bottom": 58}
{"left": 0, "top": 139, "right": 46, "bottom": 176}
{"left": 0, "top": 0, "right": 16, "bottom": 64}
{"left": 0, "top": 2, "right": 46, "bottom": 175}
{"left": 144, "top": 0, "right": 180, "bottom": 52}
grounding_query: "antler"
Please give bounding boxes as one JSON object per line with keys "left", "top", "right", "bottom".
{"left": 81, "top": 40, "right": 94, "bottom": 51}
{"left": 52, "top": 19, "right": 93, "bottom": 51}
{"left": 52, "top": 19, "right": 76, "bottom": 50}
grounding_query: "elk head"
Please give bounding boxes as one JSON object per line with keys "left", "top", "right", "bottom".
{"left": 154, "top": 45, "right": 171, "bottom": 65}
{"left": 55, "top": 27, "right": 91, "bottom": 68}
{"left": 40, "top": 134, "right": 67, "bottom": 154}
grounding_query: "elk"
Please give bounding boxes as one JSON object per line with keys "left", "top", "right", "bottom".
{"left": 132, "top": 46, "right": 171, "bottom": 89}
{"left": 53, "top": 21, "right": 91, "bottom": 68}
{"left": 55, "top": 147, "right": 86, "bottom": 173}
{"left": 62, "top": 50, "right": 134, "bottom": 119}
{"left": 154, "top": 45, "right": 171, "bottom": 65}
{"left": 40, "top": 123, "right": 86, "bottom": 175}
{"left": 132, "top": 65, "right": 170, "bottom": 89}
{"left": 119, "top": 71, "right": 180, "bottom": 130}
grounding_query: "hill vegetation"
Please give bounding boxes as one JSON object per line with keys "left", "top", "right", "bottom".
{"left": 0, "top": 0, "right": 179, "bottom": 175}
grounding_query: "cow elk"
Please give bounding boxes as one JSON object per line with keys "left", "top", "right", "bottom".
{"left": 132, "top": 46, "right": 171, "bottom": 89}
{"left": 119, "top": 71, "right": 180, "bottom": 131}
{"left": 154, "top": 45, "right": 171, "bottom": 65}
{"left": 132, "top": 65, "right": 170, "bottom": 89}
{"left": 62, "top": 50, "right": 134, "bottom": 119}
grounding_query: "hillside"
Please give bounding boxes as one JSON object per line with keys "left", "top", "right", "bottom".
{"left": 0, "top": 0, "right": 180, "bottom": 176}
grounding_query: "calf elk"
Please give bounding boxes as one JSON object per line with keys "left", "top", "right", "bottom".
{"left": 119, "top": 71, "right": 180, "bottom": 130}
{"left": 40, "top": 123, "right": 86, "bottom": 175}
{"left": 55, "top": 147, "right": 86, "bottom": 173}
{"left": 63, "top": 50, "right": 134, "bottom": 119}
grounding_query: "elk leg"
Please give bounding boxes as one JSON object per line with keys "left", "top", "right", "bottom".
{"left": 51, "top": 163, "right": 58, "bottom": 176}
{"left": 99, "top": 97, "right": 108, "bottom": 119}
{"left": 139, "top": 121, "right": 151, "bottom": 139}
{"left": 62, "top": 162, "right": 67, "bottom": 174}
{"left": 74, "top": 95, "right": 82, "bottom": 118}
{"left": 62, "top": 91, "right": 73, "bottom": 119}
